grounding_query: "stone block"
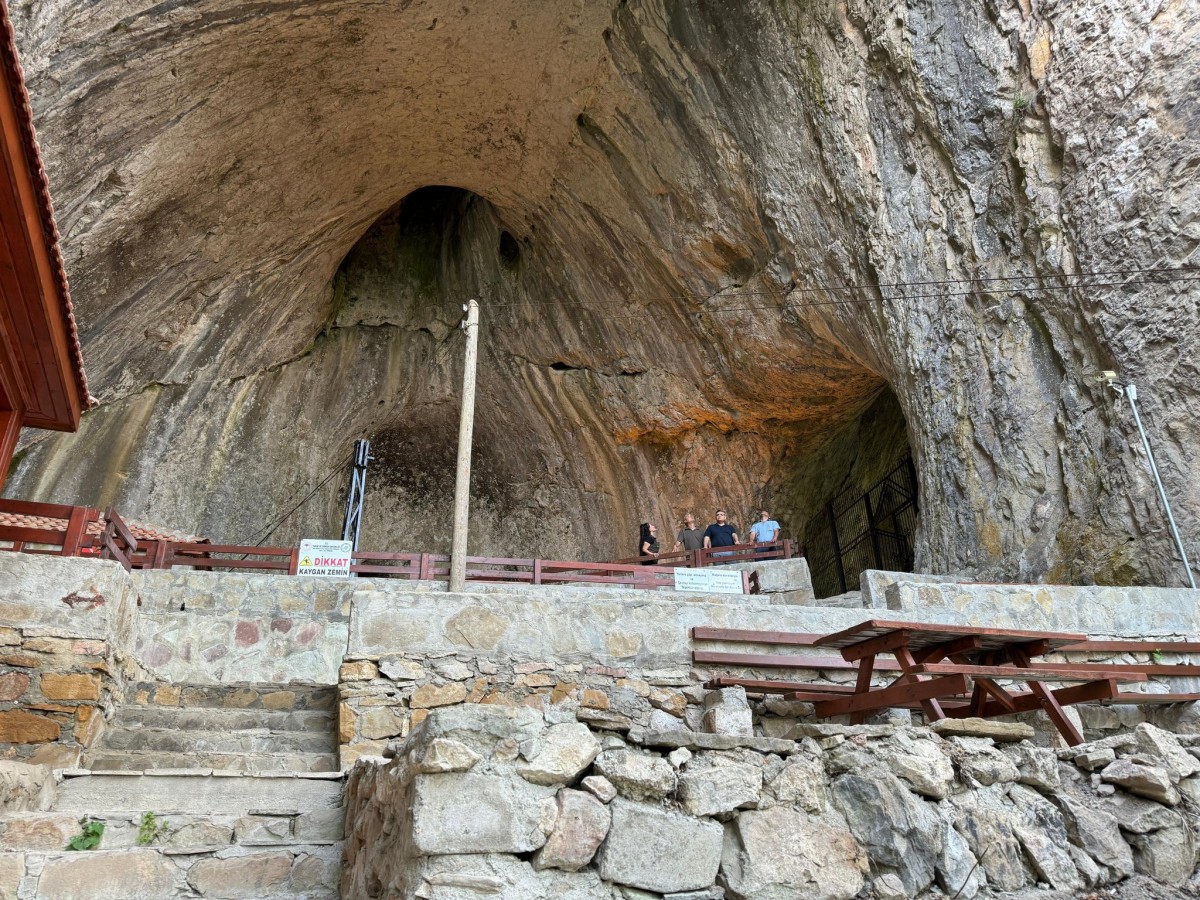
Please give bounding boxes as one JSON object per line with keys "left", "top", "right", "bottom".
{"left": 434, "top": 660, "right": 473, "bottom": 681}
{"left": 379, "top": 657, "right": 427, "bottom": 681}
{"left": 417, "top": 737, "right": 482, "bottom": 773}
{"left": 517, "top": 723, "right": 600, "bottom": 786}
{"left": 0, "top": 627, "right": 18, "bottom": 646}
{"left": 339, "top": 660, "right": 378, "bottom": 681}
{"left": 1003, "top": 743, "right": 1060, "bottom": 791}
{"left": 39, "top": 673, "right": 101, "bottom": 701}
{"left": 929, "top": 717, "right": 1033, "bottom": 742}
{"left": 167, "top": 822, "right": 234, "bottom": 847}
{"left": 582, "top": 775, "right": 617, "bottom": 803}
{"left": 1099, "top": 759, "right": 1179, "bottom": 805}
{"left": 767, "top": 756, "right": 826, "bottom": 812}
{"left": 649, "top": 688, "right": 686, "bottom": 717}
{"left": 0, "top": 710, "right": 60, "bottom": 743}
{"left": 702, "top": 687, "right": 752, "bottom": 736}
{"left": 677, "top": 758, "right": 761, "bottom": 817}
{"left": 594, "top": 798, "right": 723, "bottom": 893}
{"left": 359, "top": 707, "right": 407, "bottom": 740}
{"left": 831, "top": 771, "right": 942, "bottom": 896}
{"left": 187, "top": 851, "right": 293, "bottom": 898}
{"left": 0, "top": 852, "right": 21, "bottom": 900}
{"left": 338, "top": 702, "right": 355, "bottom": 743}
{"left": 577, "top": 708, "right": 633, "bottom": 731}
{"left": 0, "top": 672, "right": 29, "bottom": 702}
{"left": 294, "top": 808, "right": 345, "bottom": 842}
{"left": 235, "top": 815, "right": 293, "bottom": 843}
{"left": 594, "top": 749, "right": 675, "bottom": 801}
{"left": 39, "top": 849, "right": 179, "bottom": 899}
{"left": 411, "top": 682, "right": 468, "bottom": 709}
{"left": 722, "top": 807, "right": 866, "bottom": 900}
{"left": 73, "top": 706, "right": 104, "bottom": 748}
{"left": 153, "top": 683, "right": 181, "bottom": 706}
{"left": 1127, "top": 824, "right": 1197, "bottom": 886}
{"left": 0, "top": 814, "right": 77, "bottom": 850}
{"left": 261, "top": 690, "right": 296, "bottom": 710}
{"left": 1134, "top": 722, "right": 1200, "bottom": 781}
{"left": 533, "top": 789, "right": 611, "bottom": 871}
{"left": 411, "top": 772, "right": 556, "bottom": 854}
{"left": 1056, "top": 796, "right": 1134, "bottom": 880}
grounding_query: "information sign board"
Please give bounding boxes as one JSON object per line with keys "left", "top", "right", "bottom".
{"left": 297, "top": 539, "right": 353, "bottom": 577}
{"left": 673, "top": 567, "right": 745, "bottom": 594}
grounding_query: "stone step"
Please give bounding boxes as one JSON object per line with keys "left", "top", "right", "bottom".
{"left": 125, "top": 680, "right": 337, "bottom": 712}
{"left": 115, "top": 704, "right": 334, "bottom": 733}
{"left": 53, "top": 771, "right": 343, "bottom": 815}
{"left": 0, "top": 808, "right": 343, "bottom": 851}
{"left": 85, "top": 749, "right": 339, "bottom": 773}
{"left": 97, "top": 725, "right": 336, "bottom": 755}
{"left": 0, "top": 845, "right": 340, "bottom": 899}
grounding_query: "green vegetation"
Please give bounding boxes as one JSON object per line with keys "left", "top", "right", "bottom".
{"left": 136, "top": 811, "right": 169, "bottom": 846}
{"left": 1012, "top": 92, "right": 1031, "bottom": 112}
{"left": 66, "top": 817, "right": 104, "bottom": 851}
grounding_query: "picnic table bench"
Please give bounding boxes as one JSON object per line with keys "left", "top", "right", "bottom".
{"left": 692, "top": 620, "right": 1200, "bottom": 746}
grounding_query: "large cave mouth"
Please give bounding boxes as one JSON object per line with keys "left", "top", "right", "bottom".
{"left": 773, "top": 387, "right": 918, "bottom": 598}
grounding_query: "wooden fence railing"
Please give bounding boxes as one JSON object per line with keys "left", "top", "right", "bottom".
{"left": 0, "top": 499, "right": 765, "bottom": 590}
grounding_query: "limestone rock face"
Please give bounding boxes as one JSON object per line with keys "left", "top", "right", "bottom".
{"left": 6, "top": 0, "right": 1199, "bottom": 583}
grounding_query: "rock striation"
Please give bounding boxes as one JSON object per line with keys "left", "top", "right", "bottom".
{"left": 1, "top": 0, "right": 1196, "bottom": 584}
{"left": 343, "top": 706, "right": 1200, "bottom": 898}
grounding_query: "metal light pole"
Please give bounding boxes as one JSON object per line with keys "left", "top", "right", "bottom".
{"left": 1122, "top": 382, "right": 1196, "bottom": 589}
{"left": 449, "top": 299, "right": 480, "bottom": 593}
{"left": 1103, "top": 372, "right": 1196, "bottom": 589}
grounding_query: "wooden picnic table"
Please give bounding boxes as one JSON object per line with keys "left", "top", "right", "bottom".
{"left": 809, "top": 619, "right": 1143, "bottom": 745}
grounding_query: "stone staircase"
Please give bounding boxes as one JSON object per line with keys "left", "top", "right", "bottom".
{"left": 0, "top": 682, "right": 344, "bottom": 899}
{"left": 87, "top": 681, "right": 339, "bottom": 773}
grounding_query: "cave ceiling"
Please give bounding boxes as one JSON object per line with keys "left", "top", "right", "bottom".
{"left": 6, "top": 0, "right": 1199, "bottom": 585}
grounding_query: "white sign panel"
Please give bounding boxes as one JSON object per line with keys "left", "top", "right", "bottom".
{"left": 297, "top": 539, "right": 353, "bottom": 577}
{"left": 673, "top": 567, "right": 745, "bottom": 594}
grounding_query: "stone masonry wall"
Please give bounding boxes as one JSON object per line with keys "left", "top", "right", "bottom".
{"left": 343, "top": 705, "right": 1200, "bottom": 899}
{"left": 132, "top": 570, "right": 356, "bottom": 685}
{"left": 0, "top": 555, "right": 139, "bottom": 767}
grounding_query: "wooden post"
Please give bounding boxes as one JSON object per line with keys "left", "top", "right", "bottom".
{"left": 533, "top": 558, "right": 543, "bottom": 585}
{"left": 449, "top": 299, "right": 480, "bottom": 593}
{"left": 288, "top": 548, "right": 300, "bottom": 576}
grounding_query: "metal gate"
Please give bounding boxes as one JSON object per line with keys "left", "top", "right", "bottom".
{"left": 802, "top": 457, "right": 919, "bottom": 598}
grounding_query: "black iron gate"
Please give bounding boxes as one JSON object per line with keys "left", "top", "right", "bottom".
{"left": 803, "top": 457, "right": 920, "bottom": 598}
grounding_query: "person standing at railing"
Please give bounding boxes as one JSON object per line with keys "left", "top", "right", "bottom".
{"left": 702, "top": 509, "right": 739, "bottom": 562}
{"left": 749, "top": 509, "right": 781, "bottom": 555}
{"left": 638, "top": 522, "right": 660, "bottom": 564}
{"left": 673, "top": 513, "right": 705, "bottom": 554}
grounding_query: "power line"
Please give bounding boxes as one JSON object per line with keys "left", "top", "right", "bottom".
{"left": 484, "top": 272, "right": 1200, "bottom": 321}
{"left": 480, "top": 264, "right": 1199, "bottom": 311}
{"left": 239, "top": 452, "right": 354, "bottom": 547}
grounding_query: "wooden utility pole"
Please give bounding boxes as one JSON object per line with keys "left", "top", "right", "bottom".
{"left": 449, "top": 299, "right": 480, "bottom": 592}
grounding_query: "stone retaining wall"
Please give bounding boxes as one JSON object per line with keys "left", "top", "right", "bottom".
{"left": 343, "top": 705, "right": 1200, "bottom": 898}
{"left": 133, "top": 570, "right": 356, "bottom": 685}
{"left": 0, "top": 555, "right": 139, "bottom": 765}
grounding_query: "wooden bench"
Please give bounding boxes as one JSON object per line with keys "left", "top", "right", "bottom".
{"left": 691, "top": 623, "right": 1200, "bottom": 746}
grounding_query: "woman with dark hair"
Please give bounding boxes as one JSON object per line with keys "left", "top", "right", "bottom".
{"left": 639, "top": 522, "right": 660, "bottom": 563}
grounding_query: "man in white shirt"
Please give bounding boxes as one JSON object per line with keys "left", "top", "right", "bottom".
{"left": 749, "top": 510, "right": 781, "bottom": 554}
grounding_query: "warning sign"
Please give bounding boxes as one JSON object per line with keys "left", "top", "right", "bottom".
{"left": 297, "top": 539, "right": 353, "bottom": 577}
{"left": 673, "top": 568, "right": 745, "bottom": 594}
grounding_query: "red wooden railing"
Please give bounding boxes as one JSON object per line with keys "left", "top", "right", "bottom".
{"left": 0, "top": 499, "right": 786, "bottom": 591}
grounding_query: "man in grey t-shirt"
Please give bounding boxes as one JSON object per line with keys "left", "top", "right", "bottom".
{"left": 674, "top": 513, "right": 705, "bottom": 552}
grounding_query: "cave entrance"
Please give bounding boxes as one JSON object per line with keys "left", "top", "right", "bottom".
{"left": 773, "top": 387, "right": 919, "bottom": 598}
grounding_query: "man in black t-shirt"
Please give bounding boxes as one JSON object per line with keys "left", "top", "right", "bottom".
{"left": 702, "top": 509, "right": 739, "bottom": 560}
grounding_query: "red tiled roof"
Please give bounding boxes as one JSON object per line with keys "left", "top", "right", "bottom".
{"left": 0, "top": 511, "right": 205, "bottom": 544}
{"left": 0, "top": 0, "right": 91, "bottom": 407}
